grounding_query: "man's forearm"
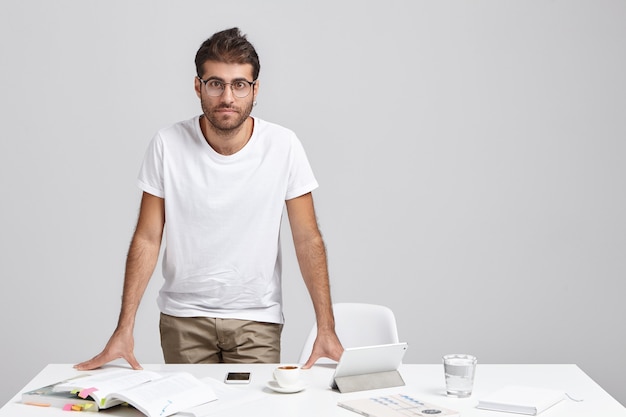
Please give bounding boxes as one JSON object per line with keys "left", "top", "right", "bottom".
{"left": 295, "top": 234, "right": 335, "bottom": 331}
{"left": 116, "top": 235, "right": 161, "bottom": 331}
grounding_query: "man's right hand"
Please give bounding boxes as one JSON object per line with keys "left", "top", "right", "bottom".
{"left": 74, "top": 328, "right": 142, "bottom": 371}
{"left": 76, "top": 192, "right": 163, "bottom": 371}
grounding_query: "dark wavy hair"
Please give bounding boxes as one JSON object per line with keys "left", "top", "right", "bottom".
{"left": 194, "top": 27, "right": 260, "bottom": 80}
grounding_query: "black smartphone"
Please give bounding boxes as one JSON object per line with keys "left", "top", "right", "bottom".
{"left": 224, "top": 372, "right": 251, "bottom": 384}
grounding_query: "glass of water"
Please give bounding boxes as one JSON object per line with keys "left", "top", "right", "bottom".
{"left": 442, "top": 354, "right": 477, "bottom": 397}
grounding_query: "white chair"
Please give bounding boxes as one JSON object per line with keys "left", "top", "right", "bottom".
{"left": 298, "top": 302, "right": 400, "bottom": 364}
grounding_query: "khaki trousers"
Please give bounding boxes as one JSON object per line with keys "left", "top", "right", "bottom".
{"left": 159, "top": 313, "right": 283, "bottom": 364}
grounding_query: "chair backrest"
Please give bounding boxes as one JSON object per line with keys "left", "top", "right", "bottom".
{"left": 298, "top": 302, "right": 400, "bottom": 364}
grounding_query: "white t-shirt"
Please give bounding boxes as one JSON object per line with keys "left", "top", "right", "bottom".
{"left": 137, "top": 115, "right": 318, "bottom": 324}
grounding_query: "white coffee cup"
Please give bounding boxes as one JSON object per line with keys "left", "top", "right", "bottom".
{"left": 273, "top": 365, "right": 300, "bottom": 388}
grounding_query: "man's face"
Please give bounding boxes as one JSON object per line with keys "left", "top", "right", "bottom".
{"left": 195, "top": 61, "right": 258, "bottom": 134}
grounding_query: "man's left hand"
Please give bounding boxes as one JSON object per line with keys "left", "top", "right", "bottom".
{"left": 301, "top": 329, "right": 344, "bottom": 369}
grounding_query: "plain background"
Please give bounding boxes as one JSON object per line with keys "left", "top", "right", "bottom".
{"left": 1, "top": 0, "right": 624, "bottom": 407}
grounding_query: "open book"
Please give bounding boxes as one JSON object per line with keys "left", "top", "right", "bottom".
{"left": 23, "top": 369, "right": 217, "bottom": 417}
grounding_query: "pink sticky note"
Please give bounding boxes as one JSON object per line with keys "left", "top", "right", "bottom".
{"left": 78, "top": 387, "right": 97, "bottom": 399}
{"left": 63, "top": 404, "right": 73, "bottom": 411}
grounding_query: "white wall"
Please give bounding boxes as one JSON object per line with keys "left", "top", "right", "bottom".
{"left": 1, "top": 0, "right": 624, "bottom": 407}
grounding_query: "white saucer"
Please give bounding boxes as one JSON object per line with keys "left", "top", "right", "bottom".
{"left": 266, "top": 380, "right": 307, "bottom": 393}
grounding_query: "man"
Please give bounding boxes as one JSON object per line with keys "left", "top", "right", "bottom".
{"left": 76, "top": 28, "right": 343, "bottom": 371}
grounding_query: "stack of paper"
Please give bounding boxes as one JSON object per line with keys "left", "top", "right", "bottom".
{"left": 476, "top": 385, "right": 566, "bottom": 415}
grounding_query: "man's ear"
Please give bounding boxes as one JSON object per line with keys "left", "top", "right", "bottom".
{"left": 194, "top": 76, "right": 202, "bottom": 99}
{"left": 252, "top": 79, "right": 260, "bottom": 102}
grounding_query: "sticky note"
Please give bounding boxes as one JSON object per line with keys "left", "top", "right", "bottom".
{"left": 78, "top": 387, "right": 97, "bottom": 399}
{"left": 63, "top": 404, "right": 73, "bottom": 411}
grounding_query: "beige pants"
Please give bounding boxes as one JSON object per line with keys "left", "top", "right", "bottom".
{"left": 159, "top": 313, "right": 283, "bottom": 364}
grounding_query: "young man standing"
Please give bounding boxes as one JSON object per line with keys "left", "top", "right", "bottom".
{"left": 76, "top": 28, "right": 343, "bottom": 370}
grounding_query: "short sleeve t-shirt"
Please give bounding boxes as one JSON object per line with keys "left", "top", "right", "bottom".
{"left": 137, "top": 115, "right": 318, "bottom": 324}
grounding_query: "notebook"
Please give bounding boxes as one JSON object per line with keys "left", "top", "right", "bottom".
{"left": 476, "top": 385, "right": 567, "bottom": 415}
{"left": 331, "top": 342, "right": 408, "bottom": 391}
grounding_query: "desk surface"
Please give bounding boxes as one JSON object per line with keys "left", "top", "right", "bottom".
{"left": 2, "top": 363, "right": 624, "bottom": 417}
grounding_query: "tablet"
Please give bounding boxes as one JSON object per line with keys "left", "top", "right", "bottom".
{"left": 331, "top": 342, "right": 408, "bottom": 390}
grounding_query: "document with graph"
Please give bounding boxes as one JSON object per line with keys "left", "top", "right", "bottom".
{"left": 338, "top": 394, "right": 459, "bottom": 417}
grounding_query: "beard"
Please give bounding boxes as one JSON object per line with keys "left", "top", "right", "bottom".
{"left": 201, "top": 97, "right": 254, "bottom": 135}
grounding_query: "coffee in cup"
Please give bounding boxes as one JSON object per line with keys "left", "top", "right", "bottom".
{"left": 273, "top": 365, "right": 300, "bottom": 388}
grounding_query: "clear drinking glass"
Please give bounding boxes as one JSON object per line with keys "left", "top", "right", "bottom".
{"left": 442, "top": 354, "right": 477, "bottom": 397}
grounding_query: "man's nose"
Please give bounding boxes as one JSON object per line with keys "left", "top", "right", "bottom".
{"left": 220, "top": 85, "right": 236, "bottom": 102}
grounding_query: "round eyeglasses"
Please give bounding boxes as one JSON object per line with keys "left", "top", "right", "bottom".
{"left": 198, "top": 77, "right": 257, "bottom": 98}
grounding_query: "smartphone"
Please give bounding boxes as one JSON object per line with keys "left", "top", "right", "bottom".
{"left": 224, "top": 372, "right": 251, "bottom": 384}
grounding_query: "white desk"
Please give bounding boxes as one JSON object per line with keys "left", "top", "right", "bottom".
{"left": 1, "top": 363, "right": 624, "bottom": 417}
